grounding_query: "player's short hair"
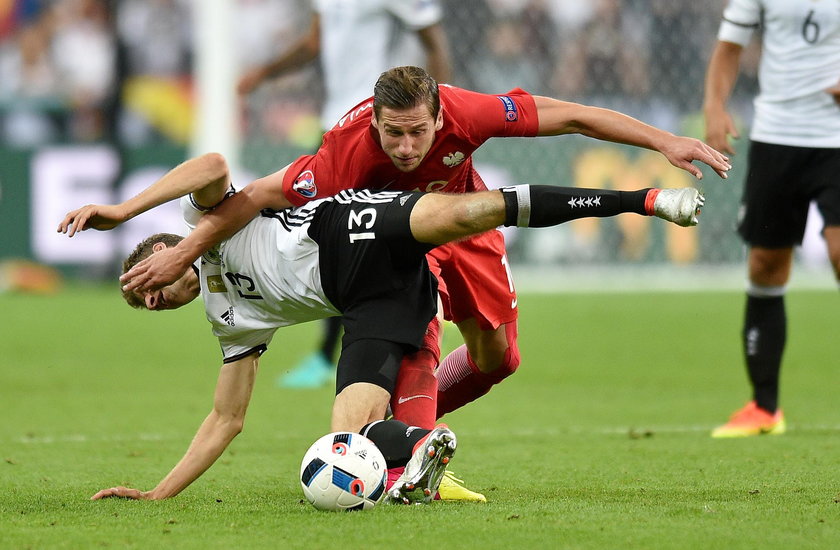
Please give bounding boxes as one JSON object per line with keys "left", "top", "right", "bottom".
{"left": 373, "top": 65, "right": 440, "bottom": 119}
{"left": 121, "top": 232, "right": 184, "bottom": 309}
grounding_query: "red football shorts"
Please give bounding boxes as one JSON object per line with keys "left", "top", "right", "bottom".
{"left": 426, "top": 229, "right": 518, "bottom": 331}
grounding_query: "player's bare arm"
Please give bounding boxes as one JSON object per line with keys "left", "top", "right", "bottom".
{"left": 91, "top": 353, "right": 260, "bottom": 501}
{"left": 120, "top": 165, "right": 293, "bottom": 293}
{"left": 416, "top": 23, "right": 451, "bottom": 84}
{"left": 237, "top": 13, "right": 321, "bottom": 96}
{"left": 58, "top": 153, "right": 231, "bottom": 238}
{"left": 532, "top": 96, "right": 731, "bottom": 180}
{"left": 703, "top": 40, "right": 743, "bottom": 155}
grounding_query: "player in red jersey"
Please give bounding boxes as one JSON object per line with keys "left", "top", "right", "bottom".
{"left": 121, "top": 66, "right": 730, "bottom": 426}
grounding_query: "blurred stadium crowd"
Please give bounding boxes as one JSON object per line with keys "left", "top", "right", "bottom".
{"left": 7, "top": 0, "right": 799, "bottom": 285}
{"left": 0, "top": 0, "right": 755, "bottom": 149}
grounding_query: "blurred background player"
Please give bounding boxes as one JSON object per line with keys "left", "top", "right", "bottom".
{"left": 703, "top": 0, "right": 840, "bottom": 437}
{"left": 237, "top": 0, "right": 452, "bottom": 389}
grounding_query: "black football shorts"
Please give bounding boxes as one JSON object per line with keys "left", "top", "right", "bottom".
{"left": 739, "top": 141, "right": 840, "bottom": 247}
{"left": 308, "top": 190, "right": 437, "bottom": 352}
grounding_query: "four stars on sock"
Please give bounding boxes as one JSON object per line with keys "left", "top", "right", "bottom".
{"left": 567, "top": 196, "right": 602, "bottom": 208}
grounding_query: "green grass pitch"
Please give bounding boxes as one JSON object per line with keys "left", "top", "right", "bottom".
{"left": 1, "top": 285, "right": 838, "bottom": 549}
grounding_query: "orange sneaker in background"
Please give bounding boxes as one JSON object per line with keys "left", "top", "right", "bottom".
{"left": 711, "top": 401, "right": 786, "bottom": 438}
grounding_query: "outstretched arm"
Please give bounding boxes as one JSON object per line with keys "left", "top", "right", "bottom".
{"left": 90, "top": 353, "right": 260, "bottom": 501}
{"left": 57, "top": 153, "right": 231, "bottom": 237}
{"left": 532, "top": 96, "right": 731, "bottom": 180}
{"left": 120, "top": 166, "right": 293, "bottom": 293}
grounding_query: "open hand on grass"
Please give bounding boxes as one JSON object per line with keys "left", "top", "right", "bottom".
{"left": 91, "top": 486, "right": 152, "bottom": 500}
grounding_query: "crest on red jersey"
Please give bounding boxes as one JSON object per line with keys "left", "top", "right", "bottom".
{"left": 292, "top": 170, "right": 317, "bottom": 198}
{"left": 443, "top": 151, "right": 465, "bottom": 167}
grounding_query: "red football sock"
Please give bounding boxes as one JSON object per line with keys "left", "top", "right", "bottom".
{"left": 435, "top": 345, "right": 485, "bottom": 417}
{"left": 644, "top": 188, "right": 661, "bottom": 216}
{"left": 391, "top": 318, "right": 441, "bottom": 429}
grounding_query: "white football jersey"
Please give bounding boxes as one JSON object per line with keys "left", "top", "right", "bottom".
{"left": 181, "top": 196, "right": 339, "bottom": 362}
{"left": 314, "top": 0, "right": 443, "bottom": 129}
{"left": 718, "top": 0, "right": 840, "bottom": 147}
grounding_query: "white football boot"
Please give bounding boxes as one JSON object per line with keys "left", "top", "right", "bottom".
{"left": 653, "top": 188, "right": 705, "bottom": 227}
{"left": 387, "top": 425, "right": 457, "bottom": 505}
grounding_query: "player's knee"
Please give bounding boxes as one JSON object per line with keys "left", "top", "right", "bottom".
{"left": 497, "top": 339, "right": 520, "bottom": 378}
{"left": 484, "top": 340, "right": 520, "bottom": 381}
{"left": 480, "top": 350, "right": 518, "bottom": 386}
{"left": 479, "top": 324, "right": 520, "bottom": 381}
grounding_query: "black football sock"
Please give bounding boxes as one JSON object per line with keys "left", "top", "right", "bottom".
{"left": 501, "top": 184, "right": 653, "bottom": 227}
{"left": 743, "top": 293, "right": 786, "bottom": 413}
{"left": 360, "top": 420, "right": 429, "bottom": 469}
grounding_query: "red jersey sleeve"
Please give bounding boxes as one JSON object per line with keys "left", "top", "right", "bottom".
{"left": 281, "top": 130, "right": 353, "bottom": 206}
{"left": 440, "top": 85, "right": 539, "bottom": 144}
{"left": 282, "top": 154, "right": 320, "bottom": 207}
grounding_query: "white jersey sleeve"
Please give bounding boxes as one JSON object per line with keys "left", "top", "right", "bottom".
{"left": 179, "top": 194, "right": 203, "bottom": 231}
{"left": 717, "top": 0, "right": 840, "bottom": 147}
{"left": 717, "top": 0, "right": 760, "bottom": 46}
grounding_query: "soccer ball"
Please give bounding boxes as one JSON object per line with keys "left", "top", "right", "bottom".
{"left": 299, "top": 432, "right": 388, "bottom": 511}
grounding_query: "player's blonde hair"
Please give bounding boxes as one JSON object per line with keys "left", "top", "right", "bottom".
{"left": 121, "top": 233, "right": 184, "bottom": 309}
{"left": 373, "top": 65, "right": 440, "bottom": 119}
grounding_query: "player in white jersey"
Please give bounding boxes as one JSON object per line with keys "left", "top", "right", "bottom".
{"left": 58, "top": 152, "right": 706, "bottom": 502}
{"left": 703, "top": 0, "right": 840, "bottom": 437}
{"left": 238, "top": 0, "right": 451, "bottom": 389}
{"left": 239, "top": 0, "right": 450, "bottom": 130}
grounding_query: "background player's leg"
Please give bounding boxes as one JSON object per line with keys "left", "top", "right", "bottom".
{"left": 742, "top": 247, "right": 792, "bottom": 413}
{"left": 712, "top": 246, "right": 791, "bottom": 438}
{"left": 826, "top": 226, "right": 840, "bottom": 282}
{"left": 277, "top": 317, "right": 342, "bottom": 389}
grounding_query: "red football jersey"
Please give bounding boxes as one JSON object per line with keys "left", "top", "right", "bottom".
{"left": 282, "top": 85, "right": 540, "bottom": 204}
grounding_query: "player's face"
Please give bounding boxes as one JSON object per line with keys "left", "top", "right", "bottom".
{"left": 130, "top": 246, "right": 200, "bottom": 311}
{"left": 135, "top": 271, "right": 199, "bottom": 311}
{"left": 372, "top": 104, "right": 443, "bottom": 172}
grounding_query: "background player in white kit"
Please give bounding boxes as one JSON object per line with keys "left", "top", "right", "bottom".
{"left": 57, "top": 151, "right": 706, "bottom": 503}
{"left": 704, "top": 0, "right": 840, "bottom": 437}
{"left": 238, "top": 0, "right": 452, "bottom": 389}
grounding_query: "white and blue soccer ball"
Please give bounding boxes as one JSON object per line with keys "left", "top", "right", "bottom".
{"left": 300, "top": 432, "right": 387, "bottom": 511}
